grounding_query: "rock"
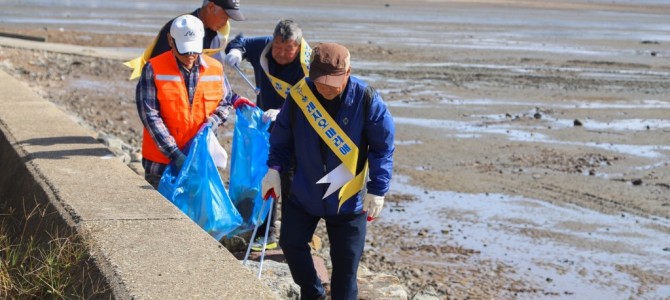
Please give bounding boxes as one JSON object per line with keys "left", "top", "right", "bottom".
{"left": 412, "top": 286, "right": 441, "bottom": 300}
{"left": 241, "top": 255, "right": 403, "bottom": 299}
{"left": 101, "top": 135, "right": 123, "bottom": 152}
{"left": 309, "top": 234, "right": 322, "bottom": 251}
{"left": 320, "top": 246, "right": 332, "bottom": 270}
{"left": 118, "top": 152, "right": 131, "bottom": 164}
{"left": 358, "top": 273, "right": 408, "bottom": 300}
{"left": 127, "top": 162, "right": 144, "bottom": 176}
{"left": 243, "top": 260, "right": 300, "bottom": 299}
{"left": 632, "top": 179, "right": 643, "bottom": 186}
{"left": 358, "top": 264, "right": 374, "bottom": 276}
{"left": 573, "top": 119, "right": 583, "bottom": 126}
{"left": 130, "top": 151, "right": 142, "bottom": 162}
{"left": 239, "top": 249, "right": 286, "bottom": 264}
{"left": 220, "top": 234, "right": 251, "bottom": 252}
{"left": 313, "top": 256, "right": 330, "bottom": 284}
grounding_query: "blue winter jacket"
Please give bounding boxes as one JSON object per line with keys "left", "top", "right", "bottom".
{"left": 225, "top": 35, "right": 308, "bottom": 111}
{"left": 268, "top": 77, "right": 395, "bottom": 216}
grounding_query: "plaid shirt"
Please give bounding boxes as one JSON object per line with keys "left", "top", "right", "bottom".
{"left": 136, "top": 55, "right": 233, "bottom": 176}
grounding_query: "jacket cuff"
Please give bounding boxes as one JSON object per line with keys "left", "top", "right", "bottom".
{"left": 168, "top": 149, "right": 185, "bottom": 162}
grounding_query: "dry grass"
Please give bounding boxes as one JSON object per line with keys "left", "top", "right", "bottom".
{"left": 0, "top": 201, "right": 110, "bottom": 299}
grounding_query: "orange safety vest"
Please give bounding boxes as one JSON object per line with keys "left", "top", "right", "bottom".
{"left": 142, "top": 52, "right": 225, "bottom": 164}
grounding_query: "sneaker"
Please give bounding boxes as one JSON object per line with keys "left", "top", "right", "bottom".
{"left": 251, "top": 234, "right": 278, "bottom": 251}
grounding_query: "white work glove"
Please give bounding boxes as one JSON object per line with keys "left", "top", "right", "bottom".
{"left": 261, "top": 168, "right": 281, "bottom": 200}
{"left": 224, "top": 49, "right": 242, "bottom": 68}
{"left": 262, "top": 109, "right": 280, "bottom": 123}
{"left": 363, "top": 194, "right": 384, "bottom": 220}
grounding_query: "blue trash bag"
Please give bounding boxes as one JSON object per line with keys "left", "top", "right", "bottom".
{"left": 229, "top": 105, "right": 272, "bottom": 235}
{"left": 158, "top": 124, "right": 242, "bottom": 240}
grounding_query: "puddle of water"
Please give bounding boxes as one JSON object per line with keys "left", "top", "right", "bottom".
{"left": 596, "top": 160, "right": 670, "bottom": 179}
{"left": 390, "top": 98, "right": 670, "bottom": 110}
{"left": 393, "top": 116, "right": 670, "bottom": 159}
{"left": 394, "top": 140, "right": 422, "bottom": 145}
{"left": 383, "top": 175, "right": 670, "bottom": 299}
{"left": 4, "top": 0, "right": 669, "bottom": 57}
{"left": 446, "top": 133, "right": 482, "bottom": 139}
{"left": 470, "top": 110, "right": 670, "bottom": 131}
{"left": 551, "top": 118, "right": 670, "bottom": 131}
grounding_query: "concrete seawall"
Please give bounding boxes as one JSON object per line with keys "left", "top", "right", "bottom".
{"left": 0, "top": 68, "right": 276, "bottom": 299}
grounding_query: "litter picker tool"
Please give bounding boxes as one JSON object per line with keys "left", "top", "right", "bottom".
{"left": 234, "top": 64, "right": 261, "bottom": 95}
{"left": 242, "top": 189, "right": 276, "bottom": 279}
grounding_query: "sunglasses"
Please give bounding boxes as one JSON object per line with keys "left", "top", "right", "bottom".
{"left": 171, "top": 37, "right": 202, "bottom": 56}
{"left": 177, "top": 50, "right": 201, "bottom": 56}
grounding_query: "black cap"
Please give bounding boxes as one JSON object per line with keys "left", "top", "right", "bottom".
{"left": 211, "top": 0, "right": 245, "bottom": 21}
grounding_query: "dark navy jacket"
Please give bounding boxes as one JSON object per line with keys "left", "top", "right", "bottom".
{"left": 225, "top": 35, "right": 307, "bottom": 111}
{"left": 268, "top": 77, "right": 395, "bottom": 216}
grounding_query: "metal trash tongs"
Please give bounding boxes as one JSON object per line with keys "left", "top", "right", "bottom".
{"left": 242, "top": 189, "right": 276, "bottom": 279}
{"left": 233, "top": 64, "right": 261, "bottom": 95}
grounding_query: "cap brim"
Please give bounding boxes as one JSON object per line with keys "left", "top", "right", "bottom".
{"left": 310, "top": 66, "right": 346, "bottom": 88}
{"left": 225, "top": 9, "right": 245, "bottom": 21}
{"left": 175, "top": 40, "right": 203, "bottom": 55}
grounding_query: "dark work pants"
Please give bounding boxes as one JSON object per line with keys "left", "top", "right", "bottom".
{"left": 279, "top": 198, "right": 367, "bottom": 300}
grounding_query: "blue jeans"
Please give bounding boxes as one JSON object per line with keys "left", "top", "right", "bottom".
{"left": 279, "top": 198, "right": 367, "bottom": 300}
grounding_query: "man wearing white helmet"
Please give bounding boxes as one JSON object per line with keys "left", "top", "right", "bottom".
{"left": 136, "top": 15, "right": 251, "bottom": 188}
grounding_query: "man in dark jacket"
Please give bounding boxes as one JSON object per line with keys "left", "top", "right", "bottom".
{"left": 261, "top": 43, "right": 395, "bottom": 300}
{"left": 125, "top": 0, "right": 246, "bottom": 79}
{"left": 224, "top": 19, "right": 310, "bottom": 250}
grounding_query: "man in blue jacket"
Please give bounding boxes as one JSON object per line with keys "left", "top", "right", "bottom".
{"left": 224, "top": 19, "right": 311, "bottom": 250}
{"left": 261, "top": 43, "right": 395, "bottom": 300}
